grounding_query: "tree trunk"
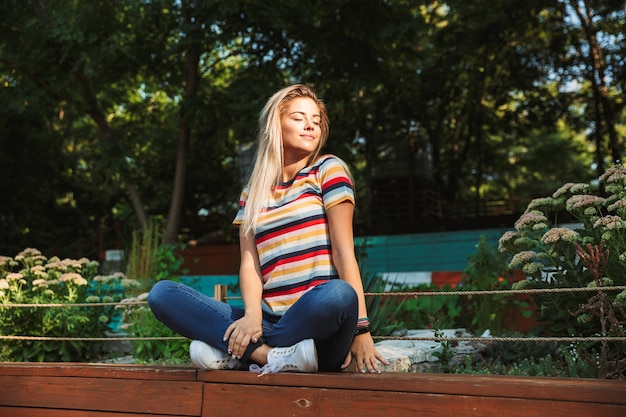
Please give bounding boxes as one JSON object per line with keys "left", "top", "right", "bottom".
{"left": 127, "top": 183, "right": 149, "bottom": 228}
{"left": 570, "top": 1, "right": 622, "bottom": 171}
{"left": 163, "top": 4, "right": 200, "bottom": 245}
{"left": 81, "top": 73, "right": 150, "bottom": 229}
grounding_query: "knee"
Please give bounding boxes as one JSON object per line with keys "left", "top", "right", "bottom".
{"left": 323, "top": 280, "right": 358, "bottom": 308}
{"left": 147, "top": 280, "right": 175, "bottom": 314}
{"left": 333, "top": 279, "right": 357, "bottom": 298}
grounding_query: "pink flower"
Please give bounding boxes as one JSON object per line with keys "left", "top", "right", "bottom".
{"left": 509, "top": 251, "right": 539, "bottom": 269}
{"left": 46, "top": 260, "right": 67, "bottom": 272}
{"left": 599, "top": 164, "right": 626, "bottom": 183}
{"left": 16, "top": 248, "right": 42, "bottom": 258}
{"left": 552, "top": 183, "right": 589, "bottom": 199}
{"left": 607, "top": 197, "right": 626, "bottom": 212}
{"left": 525, "top": 197, "right": 561, "bottom": 213}
{"left": 541, "top": 228, "right": 579, "bottom": 244}
{"left": 6, "top": 272, "right": 23, "bottom": 282}
{"left": 498, "top": 231, "right": 518, "bottom": 251}
{"left": 59, "top": 273, "right": 88, "bottom": 286}
{"left": 593, "top": 215, "right": 626, "bottom": 231}
{"left": 61, "top": 259, "right": 83, "bottom": 270}
{"left": 566, "top": 195, "right": 605, "bottom": 211}
{"left": 514, "top": 211, "right": 548, "bottom": 230}
{"left": 32, "top": 279, "right": 49, "bottom": 288}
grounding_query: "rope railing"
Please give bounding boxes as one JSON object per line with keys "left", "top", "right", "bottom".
{"left": 1, "top": 284, "right": 625, "bottom": 344}
{"left": 367, "top": 285, "right": 626, "bottom": 297}
{"left": 0, "top": 301, "right": 146, "bottom": 308}
{"left": 2, "top": 334, "right": 625, "bottom": 343}
{"left": 0, "top": 336, "right": 622, "bottom": 344}
{"left": 3, "top": 285, "right": 625, "bottom": 307}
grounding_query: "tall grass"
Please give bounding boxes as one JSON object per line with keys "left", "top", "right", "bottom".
{"left": 126, "top": 218, "right": 163, "bottom": 293}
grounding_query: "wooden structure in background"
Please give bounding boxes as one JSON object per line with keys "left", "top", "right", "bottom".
{"left": 178, "top": 228, "right": 514, "bottom": 276}
{"left": 0, "top": 363, "right": 624, "bottom": 417}
{"left": 180, "top": 244, "right": 240, "bottom": 275}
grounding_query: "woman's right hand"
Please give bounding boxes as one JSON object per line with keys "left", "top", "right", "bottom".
{"left": 223, "top": 315, "right": 263, "bottom": 359}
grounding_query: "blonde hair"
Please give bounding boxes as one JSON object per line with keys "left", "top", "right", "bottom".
{"left": 240, "top": 84, "right": 329, "bottom": 236}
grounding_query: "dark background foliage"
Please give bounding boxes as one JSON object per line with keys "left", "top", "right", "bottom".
{"left": 0, "top": 0, "right": 623, "bottom": 259}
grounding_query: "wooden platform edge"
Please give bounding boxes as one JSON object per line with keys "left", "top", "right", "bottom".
{"left": 0, "top": 363, "right": 624, "bottom": 417}
{"left": 199, "top": 368, "right": 626, "bottom": 404}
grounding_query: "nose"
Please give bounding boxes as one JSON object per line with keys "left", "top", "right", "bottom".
{"left": 304, "top": 121, "right": 314, "bottom": 131}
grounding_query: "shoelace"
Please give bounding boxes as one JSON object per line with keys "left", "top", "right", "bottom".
{"left": 249, "top": 358, "right": 286, "bottom": 377}
{"left": 226, "top": 358, "right": 239, "bottom": 370}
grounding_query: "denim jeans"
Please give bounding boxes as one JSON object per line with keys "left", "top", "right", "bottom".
{"left": 147, "top": 279, "right": 358, "bottom": 371}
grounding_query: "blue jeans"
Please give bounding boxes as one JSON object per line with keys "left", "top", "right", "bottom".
{"left": 147, "top": 279, "right": 358, "bottom": 371}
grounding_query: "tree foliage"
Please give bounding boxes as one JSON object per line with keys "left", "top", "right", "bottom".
{"left": 0, "top": 0, "right": 623, "bottom": 258}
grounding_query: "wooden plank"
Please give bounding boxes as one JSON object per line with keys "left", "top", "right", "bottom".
{"left": 1, "top": 363, "right": 624, "bottom": 417}
{"left": 202, "top": 383, "right": 626, "bottom": 417}
{"left": 198, "top": 371, "right": 626, "bottom": 405}
{"left": 178, "top": 228, "right": 511, "bottom": 277}
{"left": 0, "top": 362, "right": 197, "bottom": 381}
{"left": 180, "top": 244, "right": 239, "bottom": 275}
{"left": 0, "top": 375, "right": 202, "bottom": 416}
{"left": 0, "top": 406, "right": 183, "bottom": 417}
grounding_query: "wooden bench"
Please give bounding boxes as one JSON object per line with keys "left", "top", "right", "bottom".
{"left": 0, "top": 363, "right": 624, "bottom": 417}
{"left": 0, "top": 363, "right": 201, "bottom": 417}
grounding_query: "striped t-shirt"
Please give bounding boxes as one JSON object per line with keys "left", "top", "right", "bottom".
{"left": 233, "top": 155, "right": 355, "bottom": 315}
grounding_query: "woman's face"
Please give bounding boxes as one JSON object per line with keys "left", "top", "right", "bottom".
{"left": 280, "top": 97, "right": 321, "bottom": 161}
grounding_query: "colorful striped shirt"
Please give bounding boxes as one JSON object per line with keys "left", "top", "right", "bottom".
{"left": 233, "top": 155, "right": 355, "bottom": 315}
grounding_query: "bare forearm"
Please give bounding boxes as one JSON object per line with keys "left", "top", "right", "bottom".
{"left": 239, "top": 232, "right": 264, "bottom": 320}
{"left": 335, "top": 255, "right": 369, "bottom": 318}
{"left": 240, "top": 267, "right": 263, "bottom": 319}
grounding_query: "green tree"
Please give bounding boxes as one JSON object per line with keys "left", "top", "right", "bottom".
{"left": 1, "top": 0, "right": 623, "bottom": 252}
{"left": 555, "top": 0, "right": 625, "bottom": 172}
{"left": 0, "top": 81, "right": 82, "bottom": 255}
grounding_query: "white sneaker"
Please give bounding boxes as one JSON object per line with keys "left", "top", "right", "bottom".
{"left": 189, "top": 340, "right": 240, "bottom": 370}
{"left": 250, "top": 339, "right": 318, "bottom": 376}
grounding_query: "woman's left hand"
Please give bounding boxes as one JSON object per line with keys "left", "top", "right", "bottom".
{"left": 342, "top": 333, "right": 389, "bottom": 373}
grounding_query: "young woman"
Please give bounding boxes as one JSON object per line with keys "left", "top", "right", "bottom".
{"left": 148, "top": 84, "right": 387, "bottom": 375}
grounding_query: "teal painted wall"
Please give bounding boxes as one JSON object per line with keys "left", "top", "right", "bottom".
{"left": 356, "top": 228, "right": 511, "bottom": 273}
{"left": 178, "top": 274, "right": 243, "bottom": 307}
{"left": 179, "top": 228, "right": 512, "bottom": 299}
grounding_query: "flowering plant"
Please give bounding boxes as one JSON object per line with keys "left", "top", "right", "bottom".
{"left": 116, "top": 292, "right": 189, "bottom": 363}
{"left": 498, "top": 165, "right": 626, "bottom": 376}
{"left": 0, "top": 248, "right": 140, "bottom": 361}
{"left": 460, "top": 235, "right": 531, "bottom": 334}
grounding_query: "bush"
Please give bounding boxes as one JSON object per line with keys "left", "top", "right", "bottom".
{"left": 116, "top": 293, "right": 189, "bottom": 364}
{"left": 126, "top": 217, "right": 186, "bottom": 292}
{"left": 460, "top": 335, "right": 598, "bottom": 378}
{"left": 498, "top": 164, "right": 626, "bottom": 378}
{"left": 394, "top": 284, "right": 461, "bottom": 330}
{"left": 459, "top": 235, "right": 531, "bottom": 334}
{"left": 117, "top": 219, "right": 189, "bottom": 364}
{"left": 0, "top": 248, "right": 141, "bottom": 361}
{"left": 361, "top": 271, "right": 406, "bottom": 336}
